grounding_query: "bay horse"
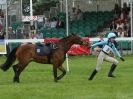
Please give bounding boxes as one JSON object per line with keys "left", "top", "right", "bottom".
{"left": 0, "top": 34, "right": 89, "bottom": 83}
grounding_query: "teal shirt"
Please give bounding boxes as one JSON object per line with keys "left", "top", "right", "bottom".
{"left": 91, "top": 40, "right": 121, "bottom": 57}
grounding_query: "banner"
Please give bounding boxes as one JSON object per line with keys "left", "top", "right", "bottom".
{"left": 68, "top": 37, "right": 90, "bottom": 55}
{"left": 67, "top": 44, "right": 90, "bottom": 55}
{"left": 0, "top": 39, "right": 6, "bottom": 54}
{"left": 22, "top": 16, "right": 37, "bottom": 22}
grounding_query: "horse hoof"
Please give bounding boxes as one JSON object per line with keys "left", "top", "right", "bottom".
{"left": 56, "top": 77, "right": 60, "bottom": 80}
{"left": 13, "top": 80, "right": 20, "bottom": 83}
{"left": 13, "top": 78, "right": 20, "bottom": 83}
{"left": 54, "top": 78, "right": 58, "bottom": 82}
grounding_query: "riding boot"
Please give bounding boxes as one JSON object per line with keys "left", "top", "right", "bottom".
{"left": 88, "top": 69, "right": 97, "bottom": 80}
{"left": 108, "top": 64, "right": 117, "bottom": 77}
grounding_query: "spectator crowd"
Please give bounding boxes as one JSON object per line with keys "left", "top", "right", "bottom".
{"left": 0, "top": 2, "right": 132, "bottom": 39}
{"left": 110, "top": 3, "right": 131, "bottom": 37}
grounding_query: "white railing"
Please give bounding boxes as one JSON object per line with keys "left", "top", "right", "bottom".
{"left": 4, "top": 37, "right": 133, "bottom": 43}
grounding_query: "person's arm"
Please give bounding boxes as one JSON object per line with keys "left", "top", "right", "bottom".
{"left": 91, "top": 41, "right": 107, "bottom": 49}
{"left": 112, "top": 45, "right": 121, "bottom": 57}
{"left": 112, "top": 44, "right": 125, "bottom": 61}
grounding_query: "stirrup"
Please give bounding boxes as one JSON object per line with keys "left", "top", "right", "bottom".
{"left": 52, "top": 45, "right": 58, "bottom": 49}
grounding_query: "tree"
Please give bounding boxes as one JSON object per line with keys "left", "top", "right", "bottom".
{"left": 22, "top": 0, "right": 59, "bottom": 15}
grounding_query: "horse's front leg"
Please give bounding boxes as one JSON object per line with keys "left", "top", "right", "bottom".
{"left": 57, "top": 66, "right": 66, "bottom": 80}
{"left": 53, "top": 66, "right": 58, "bottom": 82}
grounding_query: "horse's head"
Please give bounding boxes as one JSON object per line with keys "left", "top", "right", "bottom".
{"left": 70, "top": 34, "right": 89, "bottom": 46}
{"left": 59, "top": 34, "right": 90, "bottom": 53}
{"left": 60, "top": 34, "right": 90, "bottom": 47}
{"left": 71, "top": 34, "right": 83, "bottom": 44}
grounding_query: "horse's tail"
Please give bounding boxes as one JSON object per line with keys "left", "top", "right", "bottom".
{"left": 0, "top": 46, "right": 18, "bottom": 71}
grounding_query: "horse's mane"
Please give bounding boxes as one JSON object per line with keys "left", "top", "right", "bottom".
{"left": 59, "top": 35, "right": 73, "bottom": 42}
{"left": 59, "top": 34, "right": 75, "bottom": 41}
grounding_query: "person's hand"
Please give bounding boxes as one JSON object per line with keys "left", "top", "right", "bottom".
{"left": 89, "top": 44, "right": 93, "bottom": 48}
{"left": 120, "top": 57, "right": 125, "bottom": 61}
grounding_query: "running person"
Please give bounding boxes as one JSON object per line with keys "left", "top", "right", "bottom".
{"left": 88, "top": 32, "right": 125, "bottom": 80}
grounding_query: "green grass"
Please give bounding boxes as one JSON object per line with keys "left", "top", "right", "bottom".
{"left": 0, "top": 55, "right": 133, "bottom": 99}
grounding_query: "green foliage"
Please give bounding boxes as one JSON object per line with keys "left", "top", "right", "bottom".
{"left": 22, "top": 0, "right": 59, "bottom": 15}
{"left": 33, "top": 0, "right": 59, "bottom": 15}
{"left": 22, "top": 0, "right": 30, "bottom": 15}
{"left": 0, "top": 55, "right": 132, "bottom": 99}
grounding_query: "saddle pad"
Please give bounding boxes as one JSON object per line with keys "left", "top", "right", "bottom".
{"left": 35, "top": 43, "right": 52, "bottom": 56}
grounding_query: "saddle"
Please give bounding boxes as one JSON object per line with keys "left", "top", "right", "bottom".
{"left": 35, "top": 42, "right": 58, "bottom": 56}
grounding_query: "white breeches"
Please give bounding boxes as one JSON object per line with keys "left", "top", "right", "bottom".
{"left": 96, "top": 51, "right": 119, "bottom": 71}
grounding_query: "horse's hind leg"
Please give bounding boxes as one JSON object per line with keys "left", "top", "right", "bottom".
{"left": 13, "top": 63, "right": 28, "bottom": 83}
{"left": 57, "top": 66, "right": 66, "bottom": 80}
{"left": 13, "top": 64, "right": 19, "bottom": 82}
{"left": 53, "top": 66, "right": 58, "bottom": 82}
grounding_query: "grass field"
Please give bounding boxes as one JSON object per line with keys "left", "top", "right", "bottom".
{"left": 0, "top": 55, "right": 133, "bottom": 99}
